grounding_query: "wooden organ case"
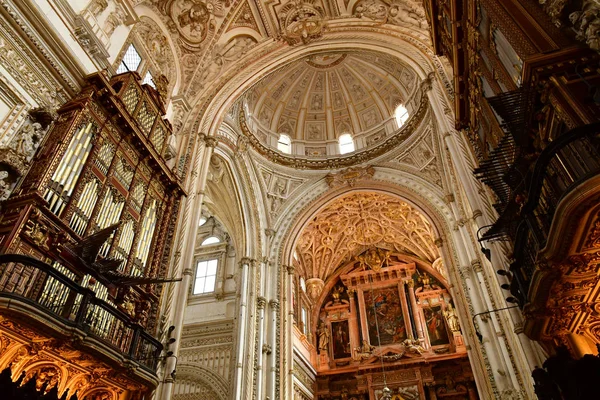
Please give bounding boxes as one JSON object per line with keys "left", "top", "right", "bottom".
{"left": 313, "top": 249, "right": 477, "bottom": 400}
{"left": 0, "top": 71, "right": 184, "bottom": 398}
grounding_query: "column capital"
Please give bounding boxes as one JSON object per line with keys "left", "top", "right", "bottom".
{"left": 434, "top": 237, "right": 444, "bottom": 248}
{"left": 199, "top": 133, "right": 219, "bottom": 147}
{"left": 182, "top": 267, "right": 194, "bottom": 277}
{"left": 284, "top": 265, "right": 295, "bottom": 275}
{"left": 406, "top": 279, "right": 415, "bottom": 288}
{"left": 257, "top": 296, "right": 267, "bottom": 309}
{"left": 269, "top": 299, "right": 280, "bottom": 310}
{"left": 239, "top": 257, "right": 255, "bottom": 267}
{"left": 471, "top": 259, "right": 483, "bottom": 273}
{"left": 265, "top": 228, "right": 276, "bottom": 238}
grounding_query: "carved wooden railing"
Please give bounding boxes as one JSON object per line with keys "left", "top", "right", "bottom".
{"left": 0, "top": 254, "right": 163, "bottom": 372}
{"left": 506, "top": 122, "right": 600, "bottom": 304}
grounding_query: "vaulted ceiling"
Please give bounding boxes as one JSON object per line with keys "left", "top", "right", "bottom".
{"left": 294, "top": 191, "right": 440, "bottom": 284}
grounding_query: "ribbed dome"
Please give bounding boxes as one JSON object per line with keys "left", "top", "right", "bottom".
{"left": 241, "top": 51, "right": 418, "bottom": 157}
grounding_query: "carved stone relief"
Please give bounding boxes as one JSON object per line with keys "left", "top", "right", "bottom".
{"left": 278, "top": 0, "right": 326, "bottom": 45}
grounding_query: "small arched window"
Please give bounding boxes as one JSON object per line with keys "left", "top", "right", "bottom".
{"left": 277, "top": 134, "right": 291, "bottom": 154}
{"left": 338, "top": 133, "right": 355, "bottom": 154}
{"left": 201, "top": 236, "right": 221, "bottom": 245}
{"left": 395, "top": 104, "right": 409, "bottom": 127}
{"left": 198, "top": 216, "right": 207, "bottom": 226}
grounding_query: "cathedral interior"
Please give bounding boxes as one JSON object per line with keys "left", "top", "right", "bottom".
{"left": 0, "top": 0, "right": 599, "bottom": 399}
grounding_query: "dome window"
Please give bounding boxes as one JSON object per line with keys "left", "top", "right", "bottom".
{"left": 277, "top": 134, "right": 292, "bottom": 154}
{"left": 339, "top": 133, "right": 355, "bottom": 154}
{"left": 395, "top": 104, "right": 409, "bottom": 127}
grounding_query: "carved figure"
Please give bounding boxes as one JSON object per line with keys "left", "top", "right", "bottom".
{"left": 318, "top": 323, "right": 330, "bottom": 353}
{"left": 0, "top": 170, "right": 11, "bottom": 201}
{"left": 402, "top": 338, "right": 425, "bottom": 354}
{"left": 178, "top": 2, "right": 210, "bottom": 37}
{"left": 570, "top": 1, "right": 600, "bottom": 50}
{"left": 11, "top": 122, "right": 43, "bottom": 161}
{"left": 388, "top": 2, "right": 428, "bottom": 29}
{"left": 444, "top": 303, "right": 461, "bottom": 332}
{"left": 355, "top": 0, "right": 388, "bottom": 21}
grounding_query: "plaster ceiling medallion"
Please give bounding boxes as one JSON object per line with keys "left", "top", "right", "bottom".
{"left": 166, "top": 0, "right": 226, "bottom": 50}
{"left": 279, "top": 0, "right": 326, "bottom": 45}
{"left": 295, "top": 192, "right": 439, "bottom": 282}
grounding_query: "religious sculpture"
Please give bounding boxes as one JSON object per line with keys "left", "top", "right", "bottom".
{"left": 10, "top": 121, "right": 44, "bottom": 161}
{"left": 402, "top": 338, "right": 425, "bottom": 354}
{"left": 354, "top": 339, "right": 375, "bottom": 360}
{"left": 0, "top": 170, "right": 11, "bottom": 201}
{"left": 570, "top": 1, "right": 600, "bottom": 50}
{"left": 318, "top": 323, "right": 330, "bottom": 353}
{"left": 444, "top": 303, "right": 461, "bottom": 332}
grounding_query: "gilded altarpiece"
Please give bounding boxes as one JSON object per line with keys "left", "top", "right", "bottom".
{"left": 314, "top": 250, "right": 476, "bottom": 400}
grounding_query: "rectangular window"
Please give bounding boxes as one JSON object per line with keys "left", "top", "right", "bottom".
{"left": 301, "top": 307, "right": 308, "bottom": 335}
{"left": 117, "top": 44, "right": 142, "bottom": 74}
{"left": 193, "top": 259, "right": 218, "bottom": 294}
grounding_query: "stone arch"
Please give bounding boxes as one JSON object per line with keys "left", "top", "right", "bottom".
{"left": 208, "top": 146, "right": 259, "bottom": 258}
{"left": 275, "top": 176, "right": 491, "bottom": 396}
{"left": 174, "top": 363, "right": 228, "bottom": 400}
{"left": 133, "top": 5, "right": 183, "bottom": 97}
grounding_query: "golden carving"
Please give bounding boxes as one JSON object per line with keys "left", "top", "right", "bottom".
{"left": 0, "top": 316, "right": 150, "bottom": 398}
{"left": 296, "top": 192, "right": 438, "bottom": 283}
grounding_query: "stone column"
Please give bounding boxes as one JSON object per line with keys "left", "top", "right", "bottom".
{"left": 160, "top": 135, "right": 217, "bottom": 400}
{"left": 407, "top": 280, "right": 424, "bottom": 341}
{"left": 285, "top": 264, "right": 295, "bottom": 399}
{"left": 255, "top": 296, "right": 267, "bottom": 400}
{"left": 267, "top": 299, "right": 279, "bottom": 400}
{"left": 234, "top": 257, "right": 253, "bottom": 397}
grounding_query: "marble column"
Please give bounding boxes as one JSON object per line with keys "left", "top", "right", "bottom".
{"left": 267, "top": 299, "right": 279, "bottom": 400}
{"left": 407, "top": 280, "right": 424, "bottom": 341}
{"left": 347, "top": 288, "right": 360, "bottom": 355}
{"left": 255, "top": 296, "right": 267, "bottom": 400}
{"left": 234, "top": 257, "right": 253, "bottom": 397}
{"left": 285, "top": 264, "right": 295, "bottom": 399}
{"left": 160, "top": 134, "right": 217, "bottom": 400}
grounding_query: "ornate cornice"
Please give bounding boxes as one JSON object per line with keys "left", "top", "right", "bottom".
{"left": 237, "top": 88, "right": 429, "bottom": 170}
